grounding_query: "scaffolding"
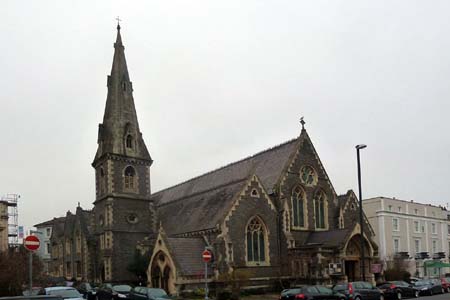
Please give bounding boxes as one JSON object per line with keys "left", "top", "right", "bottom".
{"left": 1, "top": 194, "right": 20, "bottom": 246}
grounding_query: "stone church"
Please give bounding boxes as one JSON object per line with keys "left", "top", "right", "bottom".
{"left": 46, "top": 26, "right": 378, "bottom": 294}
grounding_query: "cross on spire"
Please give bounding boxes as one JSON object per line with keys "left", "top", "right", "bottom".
{"left": 300, "top": 116, "right": 305, "bottom": 130}
{"left": 116, "top": 16, "right": 122, "bottom": 30}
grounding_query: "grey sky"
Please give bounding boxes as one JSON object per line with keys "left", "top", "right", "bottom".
{"left": 1, "top": 0, "right": 449, "bottom": 231}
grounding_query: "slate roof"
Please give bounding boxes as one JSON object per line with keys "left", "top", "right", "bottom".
{"left": 34, "top": 217, "right": 65, "bottom": 228}
{"left": 304, "top": 228, "right": 352, "bottom": 248}
{"left": 165, "top": 237, "right": 212, "bottom": 276}
{"left": 152, "top": 138, "right": 299, "bottom": 206}
{"left": 157, "top": 179, "right": 248, "bottom": 236}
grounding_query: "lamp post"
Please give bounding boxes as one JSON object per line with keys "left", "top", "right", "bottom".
{"left": 356, "top": 144, "right": 367, "bottom": 281}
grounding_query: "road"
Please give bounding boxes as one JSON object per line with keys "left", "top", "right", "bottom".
{"left": 239, "top": 293, "right": 450, "bottom": 300}
{"left": 419, "top": 293, "right": 449, "bottom": 300}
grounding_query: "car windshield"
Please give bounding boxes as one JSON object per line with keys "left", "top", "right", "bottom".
{"left": 414, "top": 280, "right": 430, "bottom": 286}
{"left": 282, "top": 289, "right": 302, "bottom": 295}
{"left": 113, "top": 285, "right": 132, "bottom": 293}
{"left": 148, "top": 289, "right": 168, "bottom": 297}
{"left": 48, "top": 289, "right": 82, "bottom": 298}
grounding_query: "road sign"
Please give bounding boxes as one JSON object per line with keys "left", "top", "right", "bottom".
{"left": 24, "top": 235, "right": 40, "bottom": 251}
{"left": 202, "top": 249, "right": 212, "bottom": 263}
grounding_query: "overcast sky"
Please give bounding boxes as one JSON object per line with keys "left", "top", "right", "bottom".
{"left": 2, "top": 1, "right": 450, "bottom": 232}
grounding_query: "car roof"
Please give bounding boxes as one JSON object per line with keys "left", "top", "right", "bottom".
{"left": 45, "top": 287, "right": 77, "bottom": 291}
{"left": 0, "top": 296, "right": 62, "bottom": 300}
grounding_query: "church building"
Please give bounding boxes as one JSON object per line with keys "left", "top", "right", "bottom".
{"left": 46, "top": 25, "right": 378, "bottom": 294}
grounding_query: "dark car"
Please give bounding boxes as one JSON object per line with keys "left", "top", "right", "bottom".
{"left": 413, "top": 279, "right": 444, "bottom": 296}
{"left": 332, "top": 282, "right": 383, "bottom": 300}
{"left": 96, "top": 284, "right": 132, "bottom": 300}
{"left": 377, "top": 281, "right": 419, "bottom": 299}
{"left": 129, "top": 287, "right": 170, "bottom": 300}
{"left": 76, "top": 283, "right": 97, "bottom": 300}
{"left": 280, "top": 285, "right": 345, "bottom": 300}
{"left": 0, "top": 296, "right": 63, "bottom": 300}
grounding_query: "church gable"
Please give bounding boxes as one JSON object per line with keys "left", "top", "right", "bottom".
{"left": 221, "top": 175, "right": 279, "bottom": 269}
{"left": 278, "top": 129, "right": 338, "bottom": 233}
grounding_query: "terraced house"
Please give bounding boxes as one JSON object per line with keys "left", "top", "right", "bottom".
{"left": 43, "top": 25, "right": 379, "bottom": 294}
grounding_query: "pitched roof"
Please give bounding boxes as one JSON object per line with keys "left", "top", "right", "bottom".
{"left": 304, "top": 228, "right": 352, "bottom": 248}
{"left": 156, "top": 179, "right": 248, "bottom": 236}
{"left": 165, "top": 237, "right": 212, "bottom": 276}
{"left": 34, "top": 217, "right": 66, "bottom": 228}
{"left": 152, "top": 138, "right": 299, "bottom": 206}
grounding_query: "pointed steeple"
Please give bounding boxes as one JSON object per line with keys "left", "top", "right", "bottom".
{"left": 93, "top": 25, "right": 152, "bottom": 166}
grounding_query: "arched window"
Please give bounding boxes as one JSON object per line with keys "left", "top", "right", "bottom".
{"left": 292, "top": 187, "right": 305, "bottom": 228}
{"left": 246, "top": 217, "right": 267, "bottom": 263}
{"left": 124, "top": 166, "right": 136, "bottom": 189}
{"left": 314, "top": 190, "right": 327, "bottom": 229}
{"left": 126, "top": 134, "right": 133, "bottom": 149}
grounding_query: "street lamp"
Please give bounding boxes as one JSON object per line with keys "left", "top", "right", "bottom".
{"left": 356, "top": 144, "right": 367, "bottom": 281}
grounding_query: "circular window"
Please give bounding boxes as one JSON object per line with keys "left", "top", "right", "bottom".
{"left": 299, "top": 166, "right": 317, "bottom": 186}
{"left": 126, "top": 213, "right": 139, "bottom": 224}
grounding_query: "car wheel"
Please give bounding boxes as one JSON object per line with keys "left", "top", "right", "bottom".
{"left": 414, "top": 291, "right": 419, "bottom": 298}
{"left": 396, "top": 291, "right": 402, "bottom": 300}
{"left": 354, "top": 296, "right": 361, "bottom": 300}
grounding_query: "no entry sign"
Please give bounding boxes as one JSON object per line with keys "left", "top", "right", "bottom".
{"left": 202, "top": 249, "right": 212, "bottom": 263}
{"left": 24, "top": 235, "right": 40, "bottom": 251}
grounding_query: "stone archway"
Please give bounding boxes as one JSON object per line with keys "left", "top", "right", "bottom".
{"left": 150, "top": 251, "right": 175, "bottom": 294}
{"left": 343, "top": 234, "right": 373, "bottom": 281}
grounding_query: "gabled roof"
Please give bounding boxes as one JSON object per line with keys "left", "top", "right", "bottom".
{"left": 165, "top": 237, "right": 212, "bottom": 276}
{"left": 152, "top": 137, "right": 299, "bottom": 206}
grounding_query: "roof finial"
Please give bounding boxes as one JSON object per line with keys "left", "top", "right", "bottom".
{"left": 300, "top": 116, "right": 305, "bottom": 130}
{"left": 116, "top": 16, "right": 122, "bottom": 30}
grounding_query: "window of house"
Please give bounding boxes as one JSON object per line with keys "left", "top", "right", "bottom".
{"left": 398, "top": 206, "right": 401, "bottom": 212}
{"left": 394, "top": 239, "right": 400, "bottom": 253}
{"left": 414, "top": 239, "right": 420, "bottom": 253}
{"left": 124, "top": 166, "right": 136, "bottom": 189}
{"left": 432, "top": 240, "right": 437, "bottom": 254}
{"left": 447, "top": 225, "right": 450, "bottom": 235}
{"left": 46, "top": 228, "right": 51, "bottom": 237}
{"left": 45, "top": 242, "right": 50, "bottom": 254}
{"left": 126, "top": 134, "right": 133, "bottom": 149}
{"left": 392, "top": 218, "right": 399, "bottom": 231}
{"left": 414, "top": 209, "right": 418, "bottom": 215}
{"left": 292, "top": 187, "right": 305, "bottom": 228}
{"left": 246, "top": 217, "right": 267, "bottom": 264}
{"left": 432, "top": 223, "right": 436, "bottom": 234}
{"left": 421, "top": 225, "right": 425, "bottom": 233}
{"left": 414, "top": 221, "right": 419, "bottom": 233}
{"left": 299, "top": 166, "right": 317, "bottom": 186}
{"left": 314, "top": 190, "right": 327, "bottom": 229}
{"left": 388, "top": 205, "right": 392, "bottom": 212}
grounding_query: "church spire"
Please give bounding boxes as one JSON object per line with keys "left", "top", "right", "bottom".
{"left": 93, "top": 24, "right": 152, "bottom": 166}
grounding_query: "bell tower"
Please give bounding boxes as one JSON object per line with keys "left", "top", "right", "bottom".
{"left": 92, "top": 24, "right": 154, "bottom": 282}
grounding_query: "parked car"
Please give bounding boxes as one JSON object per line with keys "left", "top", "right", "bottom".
{"left": 377, "top": 281, "right": 419, "bottom": 299}
{"left": 95, "top": 284, "right": 132, "bottom": 300}
{"left": 440, "top": 278, "right": 450, "bottom": 293}
{"left": 41, "top": 287, "right": 84, "bottom": 300}
{"left": 129, "top": 287, "right": 170, "bottom": 300}
{"left": 332, "top": 282, "right": 383, "bottom": 300}
{"left": 76, "top": 283, "right": 96, "bottom": 300}
{"left": 280, "top": 285, "right": 345, "bottom": 300}
{"left": 413, "top": 279, "right": 444, "bottom": 295}
{"left": 0, "top": 296, "right": 62, "bottom": 300}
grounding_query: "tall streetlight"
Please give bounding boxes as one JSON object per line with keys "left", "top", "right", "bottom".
{"left": 356, "top": 144, "right": 367, "bottom": 281}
